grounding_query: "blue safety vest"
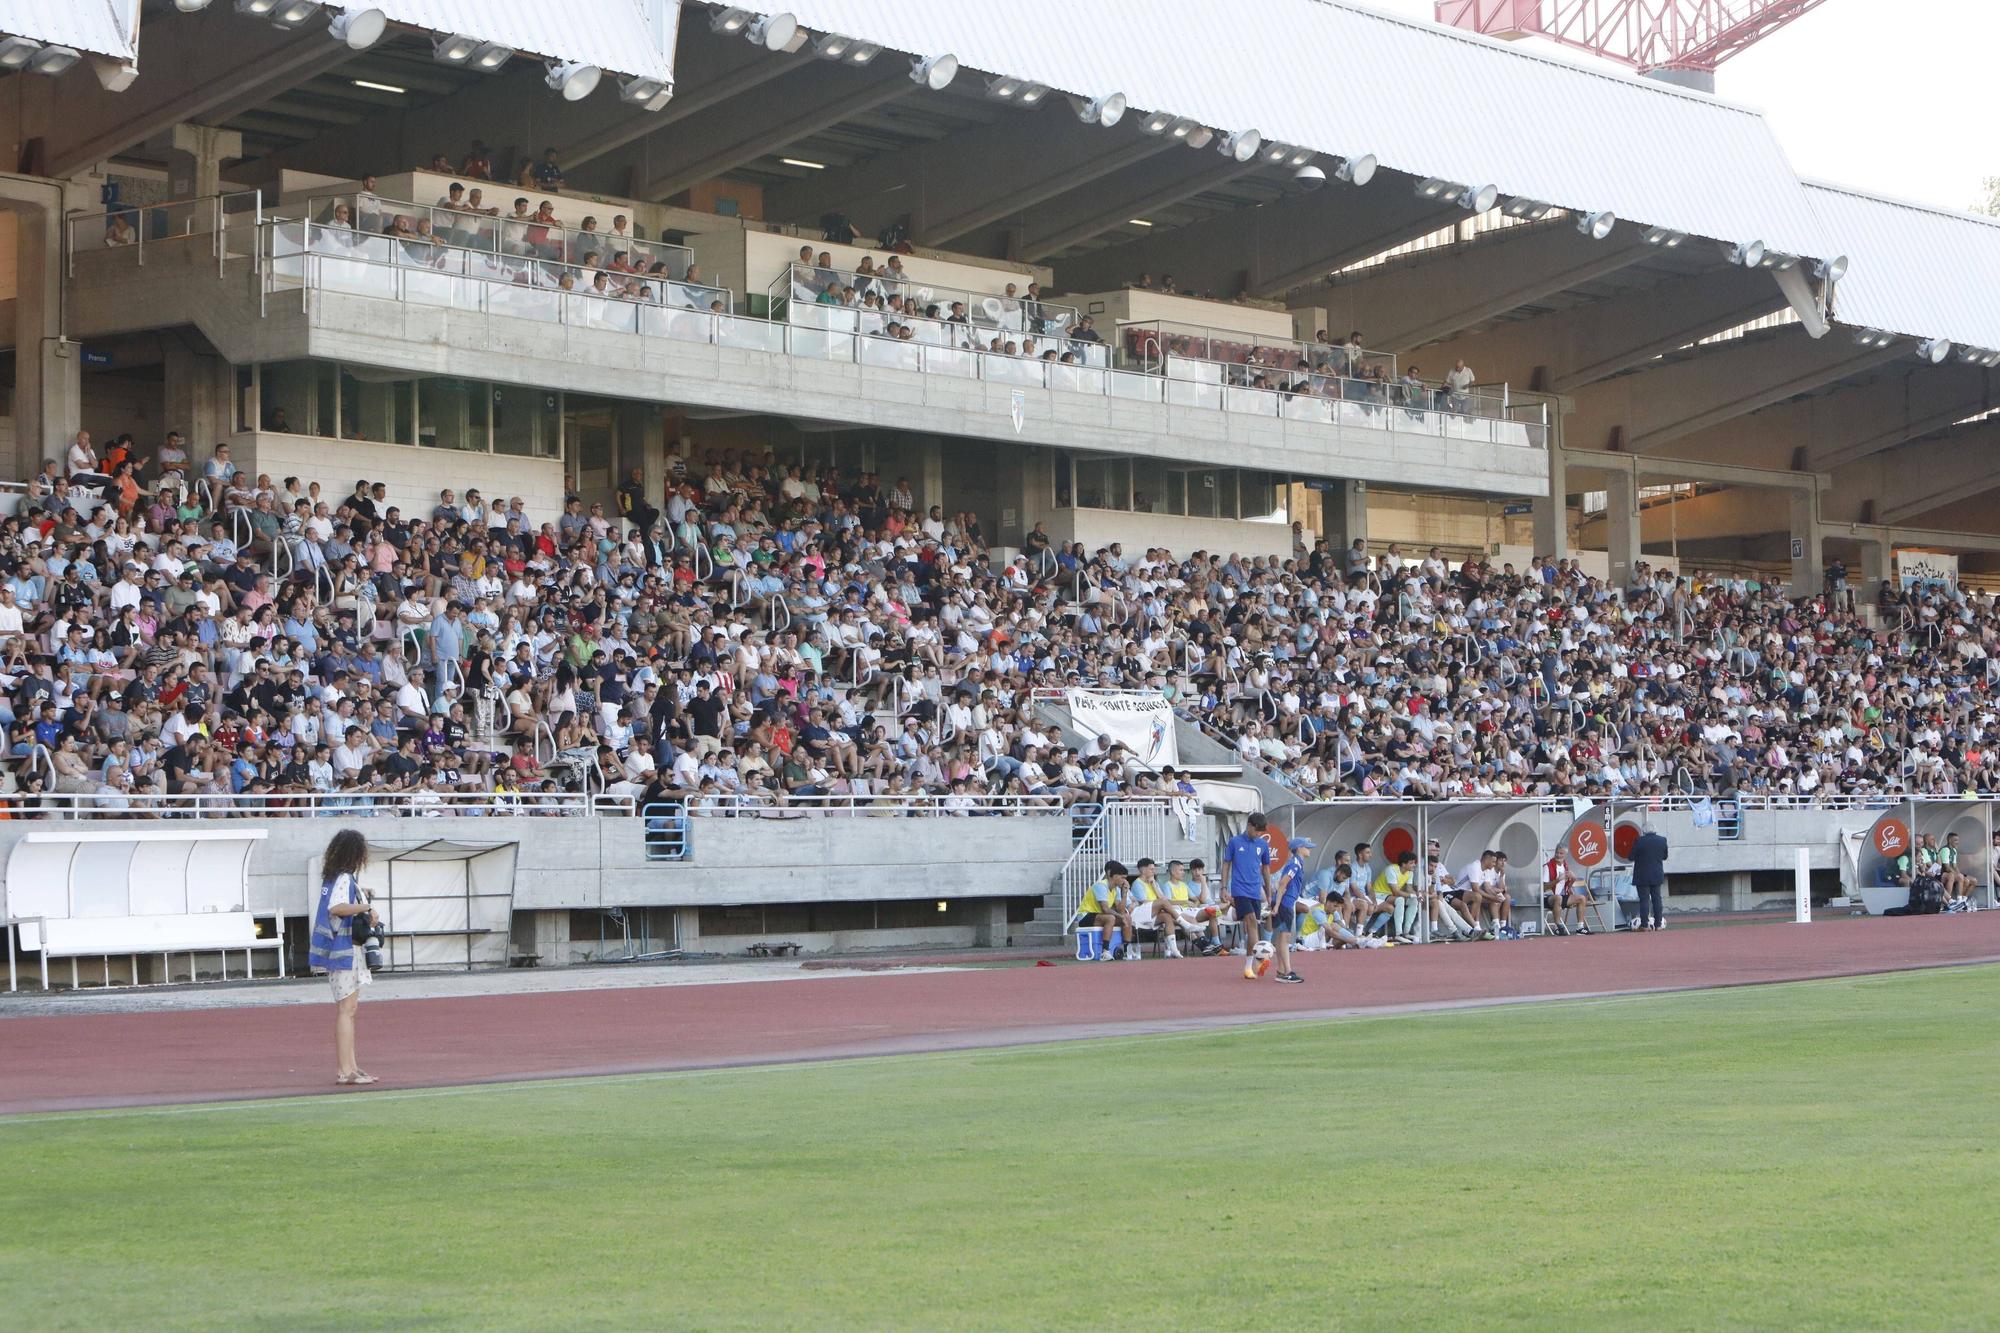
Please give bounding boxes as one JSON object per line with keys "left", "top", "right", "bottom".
{"left": 309, "top": 873, "right": 357, "bottom": 973}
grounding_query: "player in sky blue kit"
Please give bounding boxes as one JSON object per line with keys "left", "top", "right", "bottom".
{"left": 1266, "top": 836, "right": 1313, "bottom": 984}
{"left": 1225, "top": 812, "right": 1277, "bottom": 980}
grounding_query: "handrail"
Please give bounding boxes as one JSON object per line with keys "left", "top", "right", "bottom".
{"left": 533, "top": 719, "right": 558, "bottom": 766}
{"left": 770, "top": 261, "right": 1082, "bottom": 341}
{"left": 278, "top": 213, "right": 728, "bottom": 311}
{"left": 688, "top": 792, "right": 1060, "bottom": 815}
{"left": 768, "top": 594, "right": 792, "bottom": 635}
{"left": 301, "top": 189, "right": 698, "bottom": 283}
{"left": 7, "top": 790, "right": 638, "bottom": 817}
{"left": 1117, "top": 317, "right": 1399, "bottom": 385}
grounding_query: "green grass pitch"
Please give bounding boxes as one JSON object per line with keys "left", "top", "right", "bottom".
{"left": 4, "top": 966, "right": 1997, "bottom": 1329}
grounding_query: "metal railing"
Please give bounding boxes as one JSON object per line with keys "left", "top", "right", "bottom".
{"left": 66, "top": 188, "right": 263, "bottom": 278}
{"left": 4, "top": 790, "right": 638, "bottom": 817}
{"left": 269, "top": 219, "right": 730, "bottom": 318}
{"left": 640, "top": 800, "right": 691, "bottom": 861}
{"left": 767, "top": 262, "right": 1088, "bottom": 348}
{"left": 302, "top": 189, "right": 697, "bottom": 284}
{"left": 260, "top": 220, "right": 1543, "bottom": 447}
{"left": 1119, "top": 319, "right": 1399, "bottom": 384}
{"left": 686, "top": 792, "right": 1063, "bottom": 816}
{"left": 1059, "top": 797, "right": 1176, "bottom": 933}
{"left": 778, "top": 295, "right": 1112, "bottom": 370}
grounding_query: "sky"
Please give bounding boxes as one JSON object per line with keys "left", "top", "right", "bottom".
{"left": 1368, "top": 0, "right": 1995, "bottom": 214}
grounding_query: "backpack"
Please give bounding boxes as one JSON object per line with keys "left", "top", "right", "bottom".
{"left": 1908, "top": 875, "right": 1945, "bottom": 915}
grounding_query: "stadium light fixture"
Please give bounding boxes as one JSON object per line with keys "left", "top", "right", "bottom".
{"left": 1813, "top": 255, "right": 1849, "bottom": 283}
{"left": 1137, "top": 110, "right": 1177, "bottom": 135}
{"left": 782, "top": 157, "right": 826, "bottom": 170}
{"left": 1759, "top": 251, "right": 1798, "bottom": 271}
{"left": 351, "top": 78, "right": 405, "bottom": 94}
{"left": 234, "top": 0, "right": 281, "bottom": 15}
{"left": 328, "top": 7, "right": 388, "bottom": 50}
{"left": 1454, "top": 183, "right": 1498, "bottom": 212}
{"left": 467, "top": 41, "right": 513, "bottom": 71}
{"left": 744, "top": 12, "right": 797, "bottom": 52}
{"left": 267, "top": 0, "right": 322, "bottom": 29}
{"left": 1333, "top": 154, "right": 1377, "bottom": 186}
{"left": 0, "top": 37, "right": 39, "bottom": 70}
{"left": 1727, "top": 240, "right": 1767, "bottom": 268}
{"left": 1917, "top": 338, "right": 1953, "bottom": 364}
{"left": 909, "top": 54, "right": 958, "bottom": 90}
{"left": 710, "top": 7, "right": 754, "bottom": 34}
{"left": 1503, "top": 198, "right": 1552, "bottom": 220}
{"left": 815, "top": 34, "right": 878, "bottom": 63}
{"left": 620, "top": 75, "right": 672, "bottom": 108}
{"left": 175, "top": 0, "right": 215, "bottom": 11}
{"left": 1218, "top": 129, "right": 1263, "bottom": 163}
{"left": 1851, "top": 328, "right": 1895, "bottom": 348}
{"left": 1260, "top": 141, "right": 1293, "bottom": 164}
{"left": 432, "top": 32, "right": 480, "bottom": 63}
{"left": 985, "top": 76, "right": 1048, "bottom": 103}
{"left": 1956, "top": 345, "right": 1999, "bottom": 366}
{"left": 1284, "top": 146, "right": 1314, "bottom": 168}
{"left": 545, "top": 60, "right": 602, "bottom": 101}
{"left": 1184, "top": 126, "right": 1215, "bottom": 150}
{"left": 1073, "top": 93, "right": 1128, "bottom": 127}
{"left": 1578, "top": 210, "right": 1617, "bottom": 241}
{"left": 25, "top": 42, "right": 80, "bottom": 75}
{"left": 1294, "top": 165, "right": 1326, "bottom": 191}
{"left": 1127, "top": 218, "right": 1155, "bottom": 227}
{"left": 1642, "top": 227, "right": 1685, "bottom": 247}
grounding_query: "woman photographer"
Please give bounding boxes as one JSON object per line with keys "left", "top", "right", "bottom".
{"left": 308, "top": 829, "right": 378, "bottom": 1085}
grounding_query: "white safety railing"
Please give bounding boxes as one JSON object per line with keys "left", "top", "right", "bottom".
{"left": 6, "top": 790, "right": 637, "bottom": 818}
{"left": 767, "top": 264, "right": 1101, "bottom": 364}
{"left": 687, "top": 792, "right": 1062, "bottom": 817}
{"left": 1059, "top": 797, "right": 1176, "bottom": 933}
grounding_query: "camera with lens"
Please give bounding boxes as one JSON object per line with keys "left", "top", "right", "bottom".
{"left": 350, "top": 912, "right": 387, "bottom": 971}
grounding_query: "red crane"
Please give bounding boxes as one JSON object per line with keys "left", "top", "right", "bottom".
{"left": 1435, "top": 1, "right": 1829, "bottom": 80}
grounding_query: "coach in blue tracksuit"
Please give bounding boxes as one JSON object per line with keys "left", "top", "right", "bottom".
{"left": 1629, "top": 825, "right": 1669, "bottom": 931}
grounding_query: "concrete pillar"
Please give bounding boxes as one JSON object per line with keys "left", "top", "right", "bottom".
{"left": 165, "top": 124, "right": 243, "bottom": 202}
{"left": 5, "top": 194, "right": 80, "bottom": 479}
{"left": 920, "top": 437, "right": 944, "bottom": 512}
{"left": 162, "top": 339, "right": 230, "bottom": 449}
{"left": 1532, "top": 437, "right": 1568, "bottom": 560}
{"left": 1858, "top": 538, "right": 1889, "bottom": 596}
{"left": 1724, "top": 871, "right": 1754, "bottom": 912}
{"left": 1604, "top": 469, "right": 1641, "bottom": 591}
{"left": 1323, "top": 478, "right": 1368, "bottom": 548}
{"left": 1788, "top": 489, "right": 1822, "bottom": 599}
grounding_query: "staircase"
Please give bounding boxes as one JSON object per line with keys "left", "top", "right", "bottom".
{"left": 1014, "top": 797, "right": 1177, "bottom": 948}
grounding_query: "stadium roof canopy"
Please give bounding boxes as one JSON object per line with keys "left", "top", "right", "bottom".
{"left": 4, "top": 0, "right": 142, "bottom": 62}
{"left": 776, "top": 0, "right": 1833, "bottom": 264}
{"left": 1806, "top": 182, "right": 2000, "bottom": 357}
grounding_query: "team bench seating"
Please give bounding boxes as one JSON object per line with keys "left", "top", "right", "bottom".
{"left": 18, "top": 911, "right": 283, "bottom": 987}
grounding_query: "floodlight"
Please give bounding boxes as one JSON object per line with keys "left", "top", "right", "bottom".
{"left": 0, "top": 37, "right": 38, "bottom": 70}
{"left": 1137, "top": 110, "right": 1177, "bottom": 135}
{"left": 910, "top": 54, "right": 958, "bottom": 90}
{"left": 986, "top": 76, "right": 1024, "bottom": 99}
{"left": 1075, "top": 93, "right": 1127, "bottom": 127}
{"left": 1642, "top": 227, "right": 1685, "bottom": 247}
{"left": 744, "top": 12, "right": 797, "bottom": 51}
{"left": 433, "top": 32, "right": 480, "bottom": 63}
{"left": 1184, "top": 126, "right": 1214, "bottom": 150}
{"left": 1261, "top": 141, "right": 1292, "bottom": 164}
{"left": 546, "top": 60, "right": 602, "bottom": 101}
{"left": 234, "top": 0, "right": 280, "bottom": 14}
{"left": 26, "top": 43, "right": 79, "bottom": 75}
{"left": 1503, "top": 198, "right": 1551, "bottom": 220}
{"left": 1334, "top": 154, "right": 1377, "bottom": 186}
{"left": 1851, "top": 328, "right": 1895, "bottom": 348}
{"left": 267, "top": 0, "right": 321, "bottom": 29}
{"left": 469, "top": 41, "right": 513, "bottom": 71}
{"left": 1917, "top": 338, "right": 1953, "bottom": 364}
{"left": 328, "top": 7, "right": 387, "bottom": 50}
{"left": 1454, "top": 183, "right": 1498, "bottom": 212}
{"left": 1813, "top": 255, "right": 1849, "bottom": 283}
{"left": 1416, "top": 178, "right": 1457, "bottom": 198}
{"left": 621, "top": 75, "right": 671, "bottom": 105}
{"left": 813, "top": 34, "right": 852, "bottom": 59}
{"left": 710, "top": 7, "right": 754, "bottom": 33}
{"left": 1218, "top": 129, "right": 1262, "bottom": 162}
{"left": 1578, "top": 210, "right": 1617, "bottom": 240}
{"left": 1728, "top": 240, "right": 1767, "bottom": 268}
{"left": 175, "top": 0, "right": 215, "bottom": 11}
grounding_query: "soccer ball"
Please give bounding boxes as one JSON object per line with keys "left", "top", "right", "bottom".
{"left": 1251, "top": 940, "right": 1276, "bottom": 961}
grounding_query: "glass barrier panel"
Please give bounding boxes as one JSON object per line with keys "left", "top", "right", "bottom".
{"left": 860, "top": 337, "right": 924, "bottom": 372}
{"left": 1166, "top": 356, "right": 1224, "bottom": 384}
{"left": 1334, "top": 399, "right": 1385, "bottom": 430}
{"left": 1281, "top": 395, "right": 1333, "bottom": 425}
{"left": 487, "top": 282, "right": 560, "bottom": 324}
{"left": 1167, "top": 379, "right": 1223, "bottom": 410}
{"left": 717, "top": 317, "right": 785, "bottom": 354}
{"left": 924, "top": 346, "right": 977, "bottom": 378}
{"left": 1107, "top": 371, "right": 1164, "bottom": 403}
{"left": 1224, "top": 386, "right": 1279, "bottom": 417}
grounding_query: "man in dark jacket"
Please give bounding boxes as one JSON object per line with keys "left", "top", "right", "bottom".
{"left": 1629, "top": 825, "right": 1669, "bottom": 931}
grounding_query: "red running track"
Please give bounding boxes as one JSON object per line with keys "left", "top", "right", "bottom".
{"left": 3, "top": 913, "right": 1998, "bottom": 1115}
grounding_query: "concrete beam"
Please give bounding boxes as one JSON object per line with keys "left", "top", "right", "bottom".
{"left": 1052, "top": 175, "right": 1465, "bottom": 300}
{"left": 639, "top": 65, "right": 918, "bottom": 202}
{"left": 1804, "top": 364, "right": 1996, "bottom": 470}
{"left": 1321, "top": 222, "right": 1654, "bottom": 353}
{"left": 1870, "top": 422, "right": 2000, "bottom": 525}
{"left": 919, "top": 134, "right": 1176, "bottom": 249}
{"left": 1563, "top": 329, "right": 1907, "bottom": 455}
{"left": 40, "top": 12, "right": 359, "bottom": 177}
{"left": 560, "top": 43, "right": 804, "bottom": 172}
{"left": 1560, "top": 448, "right": 1818, "bottom": 493}
{"left": 1019, "top": 155, "right": 1260, "bottom": 261}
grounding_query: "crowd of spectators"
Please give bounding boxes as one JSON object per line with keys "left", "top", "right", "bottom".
{"left": 3, "top": 426, "right": 1993, "bottom": 823}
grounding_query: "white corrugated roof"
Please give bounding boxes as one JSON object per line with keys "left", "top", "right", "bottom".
{"left": 0, "top": 0, "right": 138, "bottom": 61}
{"left": 1806, "top": 181, "right": 2000, "bottom": 353}
{"left": 344, "top": 1, "right": 674, "bottom": 82}
{"left": 772, "top": 0, "right": 1832, "bottom": 259}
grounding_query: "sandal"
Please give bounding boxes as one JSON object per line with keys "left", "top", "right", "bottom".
{"left": 347, "top": 1072, "right": 378, "bottom": 1086}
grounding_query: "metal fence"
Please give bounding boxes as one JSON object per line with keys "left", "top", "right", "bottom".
{"left": 1059, "top": 798, "right": 1175, "bottom": 930}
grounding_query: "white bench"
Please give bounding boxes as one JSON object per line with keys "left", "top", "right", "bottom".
{"left": 16, "top": 911, "right": 283, "bottom": 988}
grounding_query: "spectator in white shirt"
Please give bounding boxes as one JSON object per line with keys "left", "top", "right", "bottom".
{"left": 66, "top": 431, "right": 101, "bottom": 479}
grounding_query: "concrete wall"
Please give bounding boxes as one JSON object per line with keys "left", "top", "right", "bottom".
{"left": 1073, "top": 289, "right": 1296, "bottom": 341}
{"left": 234, "top": 431, "right": 567, "bottom": 533}
{"left": 1043, "top": 507, "right": 1295, "bottom": 561}
{"left": 0, "top": 810, "right": 1071, "bottom": 933}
